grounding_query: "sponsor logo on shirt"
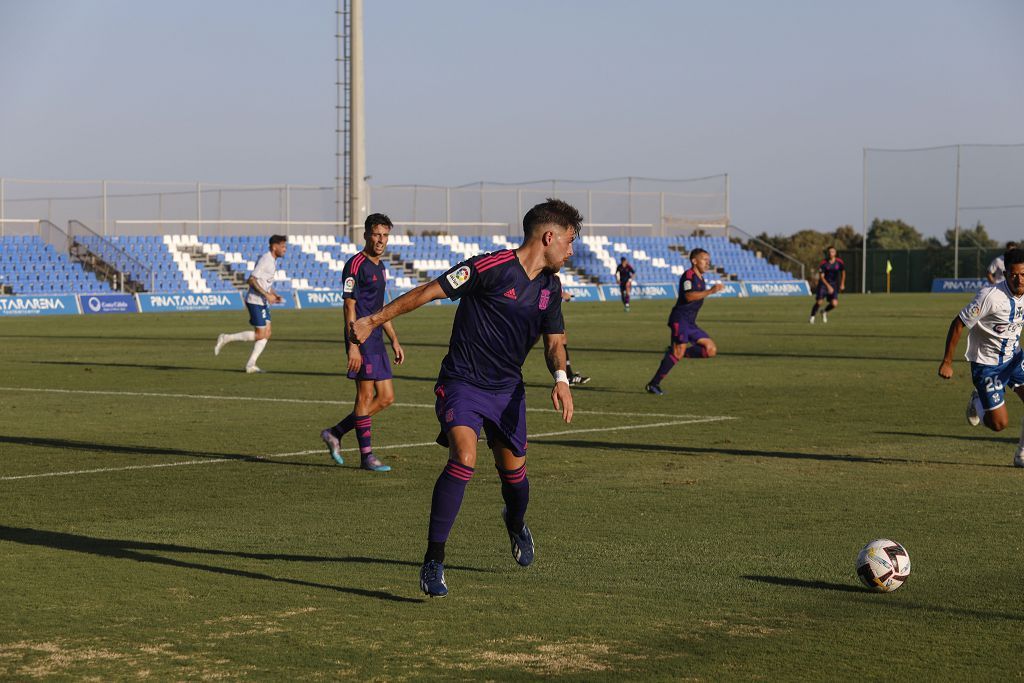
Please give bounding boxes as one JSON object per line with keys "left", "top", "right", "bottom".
{"left": 538, "top": 289, "right": 550, "bottom": 310}
{"left": 503, "top": 288, "right": 517, "bottom": 300}
{"left": 447, "top": 266, "right": 471, "bottom": 289}
{"left": 344, "top": 277, "right": 356, "bottom": 293}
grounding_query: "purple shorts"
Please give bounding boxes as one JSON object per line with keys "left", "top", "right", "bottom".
{"left": 670, "top": 320, "right": 709, "bottom": 345}
{"left": 816, "top": 283, "right": 839, "bottom": 301}
{"left": 433, "top": 381, "right": 528, "bottom": 456}
{"left": 347, "top": 351, "right": 393, "bottom": 381}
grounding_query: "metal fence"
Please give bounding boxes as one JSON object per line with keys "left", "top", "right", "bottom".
{"left": 0, "top": 175, "right": 729, "bottom": 238}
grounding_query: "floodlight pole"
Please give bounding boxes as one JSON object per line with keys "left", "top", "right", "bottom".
{"left": 953, "top": 144, "right": 961, "bottom": 279}
{"left": 348, "top": 0, "right": 366, "bottom": 242}
{"left": 861, "top": 149, "right": 867, "bottom": 293}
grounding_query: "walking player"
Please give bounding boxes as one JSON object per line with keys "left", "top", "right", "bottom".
{"left": 320, "top": 214, "right": 403, "bottom": 472}
{"left": 350, "top": 198, "right": 581, "bottom": 597}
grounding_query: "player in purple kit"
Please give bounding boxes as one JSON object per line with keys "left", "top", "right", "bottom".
{"left": 645, "top": 248, "right": 724, "bottom": 395}
{"left": 320, "top": 214, "right": 403, "bottom": 472}
{"left": 350, "top": 198, "right": 580, "bottom": 598}
{"left": 809, "top": 246, "right": 845, "bottom": 323}
{"left": 615, "top": 256, "right": 635, "bottom": 312}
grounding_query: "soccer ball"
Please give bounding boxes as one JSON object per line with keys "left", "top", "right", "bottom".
{"left": 855, "top": 539, "right": 911, "bottom": 592}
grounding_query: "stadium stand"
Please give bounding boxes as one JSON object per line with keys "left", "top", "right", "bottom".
{"left": 0, "top": 232, "right": 793, "bottom": 295}
{"left": 0, "top": 235, "right": 113, "bottom": 294}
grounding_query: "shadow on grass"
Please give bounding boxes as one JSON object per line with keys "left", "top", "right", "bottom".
{"left": 530, "top": 438, "right": 1009, "bottom": 468}
{"left": 742, "top": 574, "right": 1024, "bottom": 622}
{"left": 29, "top": 360, "right": 341, "bottom": 378}
{"left": 742, "top": 575, "right": 865, "bottom": 593}
{"left": 0, "top": 525, "right": 441, "bottom": 604}
{"left": 0, "top": 435, "right": 332, "bottom": 468}
{"left": 876, "top": 430, "right": 1016, "bottom": 445}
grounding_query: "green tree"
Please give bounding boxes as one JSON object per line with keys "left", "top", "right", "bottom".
{"left": 943, "top": 221, "right": 998, "bottom": 249}
{"left": 748, "top": 226, "right": 861, "bottom": 281}
{"left": 866, "top": 218, "right": 926, "bottom": 249}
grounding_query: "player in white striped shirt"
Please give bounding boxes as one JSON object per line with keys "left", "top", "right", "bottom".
{"left": 939, "top": 248, "right": 1024, "bottom": 466}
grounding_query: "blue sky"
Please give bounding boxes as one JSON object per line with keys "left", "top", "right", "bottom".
{"left": 1, "top": 0, "right": 1021, "bottom": 237}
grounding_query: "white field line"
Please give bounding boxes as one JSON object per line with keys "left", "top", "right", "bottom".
{"left": 0, "top": 386, "right": 723, "bottom": 420}
{"left": 0, "top": 416, "right": 735, "bottom": 482}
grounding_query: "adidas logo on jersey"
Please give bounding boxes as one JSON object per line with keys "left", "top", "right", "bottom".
{"left": 503, "top": 288, "right": 517, "bottom": 300}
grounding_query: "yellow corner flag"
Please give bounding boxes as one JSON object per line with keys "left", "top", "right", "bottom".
{"left": 886, "top": 259, "right": 893, "bottom": 273}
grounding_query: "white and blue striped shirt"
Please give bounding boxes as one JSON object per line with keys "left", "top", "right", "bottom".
{"left": 959, "top": 281, "right": 1024, "bottom": 365}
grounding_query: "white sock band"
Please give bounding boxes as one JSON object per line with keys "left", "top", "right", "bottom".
{"left": 247, "top": 339, "right": 268, "bottom": 367}
{"left": 226, "top": 331, "right": 256, "bottom": 343}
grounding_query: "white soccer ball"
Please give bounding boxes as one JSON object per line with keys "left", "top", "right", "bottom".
{"left": 856, "top": 539, "right": 911, "bottom": 592}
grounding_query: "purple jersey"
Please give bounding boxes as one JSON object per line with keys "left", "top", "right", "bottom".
{"left": 669, "top": 268, "right": 706, "bottom": 325}
{"left": 343, "top": 251, "right": 388, "bottom": 353}
{"left": 819, "top": 258, "right": 845, "bottom": 287}
{"left": 437, "top": 249, "right": 565, "bottom": 390}
{"left": 615, "top": 263, "right": 635, "bottom": 286}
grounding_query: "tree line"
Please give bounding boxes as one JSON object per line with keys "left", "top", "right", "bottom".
{"left": 747, "top": 219, "right": 1012, "bottom": 281}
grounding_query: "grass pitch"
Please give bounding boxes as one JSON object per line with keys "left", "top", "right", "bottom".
{"left": 2, "top": 293, "right": 1022, "bottom": 680}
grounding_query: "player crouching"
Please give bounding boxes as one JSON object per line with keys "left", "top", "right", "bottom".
{"left": 939, "top": 248, "right": 1024, "bottom": 466}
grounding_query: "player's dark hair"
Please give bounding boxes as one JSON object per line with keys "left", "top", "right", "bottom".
{"left": 1007, "top": 241, "right": 1018, "bottom": 250}
{"left": 689, "top": 248, "right": 708, "bottom": 261}
{"left": 1005, "top": 248, "right": 1024, "bottom": 268}
{"left": 269, "top": 234, "right": 287, "bottom": 246}
{"left": 523, "top": 198, "right": 582, "bottom": 240}
{"left": 364, "top": 213, "right": 393, "bottom": 235}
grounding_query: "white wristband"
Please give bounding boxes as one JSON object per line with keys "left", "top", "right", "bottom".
{"left": 554, "top": 370, "right": 569, "bottom": 385}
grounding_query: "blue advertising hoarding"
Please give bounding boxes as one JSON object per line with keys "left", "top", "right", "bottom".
{"left": 79, "top": 293, "right": 139, "bottom": 314}
{"left": 563, "top": 285, "right": 603, "bottom": 302}
{"left": 0, "top": 294, "right": 81, "bottom": 316}
{"left": 708, "top": 281, "right": 745, "bottom": 298}
{"left": 744, "top": 280, "right": 811, "bottom": 297}
{"left": 931, "top": 278, "right": 988, "bottom": 293}
{"left": 138, "top": 292, "right": 244, "bottom": 313}
{"left": 601, "top": 282, "right": 678, "bottom": 301}
{"left": 296, "top": 290, "right": 345, "bottom": 308}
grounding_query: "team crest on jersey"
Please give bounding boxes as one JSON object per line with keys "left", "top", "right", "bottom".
{"left": 446, "top": 266, "right": 471, "bottom": 289}
{"left": 445, "top": 408, "right": 455, "bottom": 423}
{"left": 539, "top": 289, "right": 551, "bottom": 310}
{"left": 344, "top": 277, "right": 356, "bottom": 293}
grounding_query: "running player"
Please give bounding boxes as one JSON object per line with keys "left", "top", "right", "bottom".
{"left": 350, "top": 198, "right": 580, "bottom": 598}
{"left": 615, "top": 256, "right": 635, "bottom": 312}
{"left": 645, "top": 248, "right": 723, "bottom": 395}
{"left": 320, "top": 214, "right": 403, "bottom": 472}
{"left": 214, "top": 234, "right": 287, "bottom": 373}
{"left": 987, "top": 241, "right": 1018, "bottom": 285}
{"left": 939, "top": 248, "right": 1024, "bottom": 467}
{"left": 809, "top": 246, "right": 845, "bottom": 323}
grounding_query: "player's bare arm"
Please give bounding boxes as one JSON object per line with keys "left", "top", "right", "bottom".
{"left": 938, "top": 316, "right": 965, "bottom": 379}
{"left": 344, "top": 298, "right": 362, "bottom": 374}
{"left": 246, "top": 275, "right": 282, "bottom": 303}
{"left": 382, "top": 320, "right": 404, "bottom": 365}
{"left": 543, "top": 332, "right": 573, "bottom": 423}
{"left": 350, "top": 280, "right": 446, "bottom": 344}
{"left": 840, "top": 272, "right": 846, "bottom": 292}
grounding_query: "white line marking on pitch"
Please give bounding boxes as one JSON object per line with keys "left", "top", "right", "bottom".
{"left": 0, "top": 386, "right": 720, "bottom": 419}
{"left": 0, "top": 416, "right": 734, "bottom": 482}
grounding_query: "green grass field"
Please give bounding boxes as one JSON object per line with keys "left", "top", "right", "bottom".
{"left": 2, "top": 293, "right": 1022, "bottom": 680}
